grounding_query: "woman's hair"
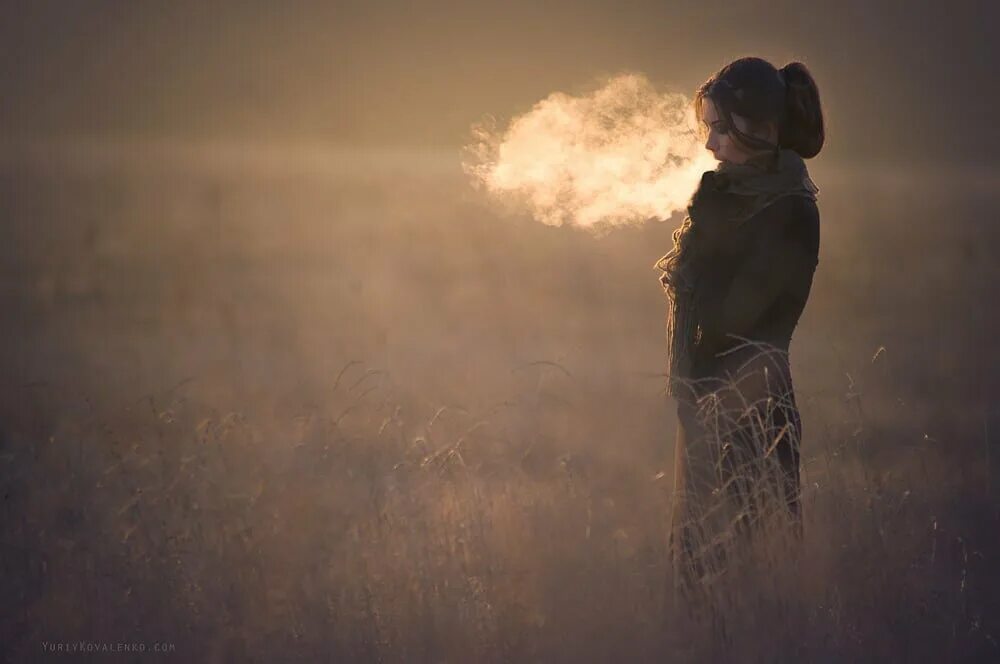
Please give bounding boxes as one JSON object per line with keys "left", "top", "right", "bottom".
{"left": 694, "top": 57, "right": 825, "bottom": 159}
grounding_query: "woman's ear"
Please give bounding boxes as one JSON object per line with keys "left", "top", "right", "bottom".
{"left": 734, "top": 114, "right": 778, "bottom": 146}
{"left": 749, "top": 119, "right": 779, "bottom": 146}
{"left": 765, "top": 120, "right": 780, "bottom": 144}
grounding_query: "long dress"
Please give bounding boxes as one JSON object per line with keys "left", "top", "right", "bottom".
{"left": 668, "top": 192, "right": 820, "bottom": 594}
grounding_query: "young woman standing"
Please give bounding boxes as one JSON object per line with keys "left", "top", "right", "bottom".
{"left": 655, "top": 56, "right": 825, "bottom": 595}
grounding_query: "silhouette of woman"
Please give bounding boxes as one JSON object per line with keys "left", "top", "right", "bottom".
{"left": 655, "top": 57, "right": 825, "bottom": 598}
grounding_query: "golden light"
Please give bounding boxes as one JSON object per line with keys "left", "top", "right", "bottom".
{"left": 463, "top": 73, "right": 717, "bottom": 230}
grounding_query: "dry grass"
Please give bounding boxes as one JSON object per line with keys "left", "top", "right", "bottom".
{"left": 3, "top": 356, "right": 998, "bottom": 662}
{"left": 0, "top": 152, "right": 998, "bottom": 662}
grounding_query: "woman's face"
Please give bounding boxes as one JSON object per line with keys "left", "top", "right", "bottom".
{"left": 700, "top": 97, "right": 776, "bottom": 165}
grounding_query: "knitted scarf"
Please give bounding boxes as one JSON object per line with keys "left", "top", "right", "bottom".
{"left": 655, "top": 148, "right": 819, "bottom": 399}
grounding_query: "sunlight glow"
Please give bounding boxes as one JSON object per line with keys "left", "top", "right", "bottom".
{"left": 463, "top": 73, "right": 717, "bottom": 230}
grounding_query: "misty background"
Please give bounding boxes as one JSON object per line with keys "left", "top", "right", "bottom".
{"left": 0, "top": 0, "right": 997, "bottom": 167}
{"left": 2, "top": 1, "right": 999, "bottom": 661}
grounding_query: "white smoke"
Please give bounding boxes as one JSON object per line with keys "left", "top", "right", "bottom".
{"left": 463, "top": 73, "right": 716, "bottom": 230}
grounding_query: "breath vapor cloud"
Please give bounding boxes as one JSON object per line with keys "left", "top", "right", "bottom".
{"left": 463, "top": 73, "right": 716, "bottom": 230}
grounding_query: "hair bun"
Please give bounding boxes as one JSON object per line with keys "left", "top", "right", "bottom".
{"left": 781, "top": 62, "right": 808, "bottom": 89}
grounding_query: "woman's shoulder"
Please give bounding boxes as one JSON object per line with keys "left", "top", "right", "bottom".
{"left": 756, "top": 192, "right": 818, "bottom": 218}
{"left": 748, "top": 195, "right": 820, "bottom": 253}
{"left": 749, "top": 194, "right": 819, "bottom": 241}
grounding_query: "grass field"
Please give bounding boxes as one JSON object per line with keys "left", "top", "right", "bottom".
{"left": 1, "top": 141, "right": 997, "bottom": 662}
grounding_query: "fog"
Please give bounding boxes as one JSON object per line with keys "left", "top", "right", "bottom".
{"left": 2, "top": 1, "right": 999, "bottom": 661}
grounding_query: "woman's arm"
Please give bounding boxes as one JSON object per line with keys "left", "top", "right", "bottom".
{"left": 696, "top": 196, "right": 820, "bottom": 360}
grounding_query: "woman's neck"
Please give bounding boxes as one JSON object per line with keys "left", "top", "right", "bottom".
{"left": 742, "top": 148, "right": 779, "bottom": 171}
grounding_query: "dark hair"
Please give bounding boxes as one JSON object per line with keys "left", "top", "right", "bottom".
{"left": 694, "top": 57, "right": 825, "bottom": 159}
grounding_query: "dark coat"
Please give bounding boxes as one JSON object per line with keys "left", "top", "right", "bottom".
{"left": 688, "top": 193, "right": 820, "bottom": 385}
{"left": 668, "top": 188, "right": 820, "bottom": 589}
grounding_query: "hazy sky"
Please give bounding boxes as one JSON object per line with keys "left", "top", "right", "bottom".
{"left": 1, "top": 0, "right": 996, "bottom": 168}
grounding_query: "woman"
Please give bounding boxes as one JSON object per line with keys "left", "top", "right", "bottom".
{"left": 655, "top": 57, "right": 825, "bottom": 595}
